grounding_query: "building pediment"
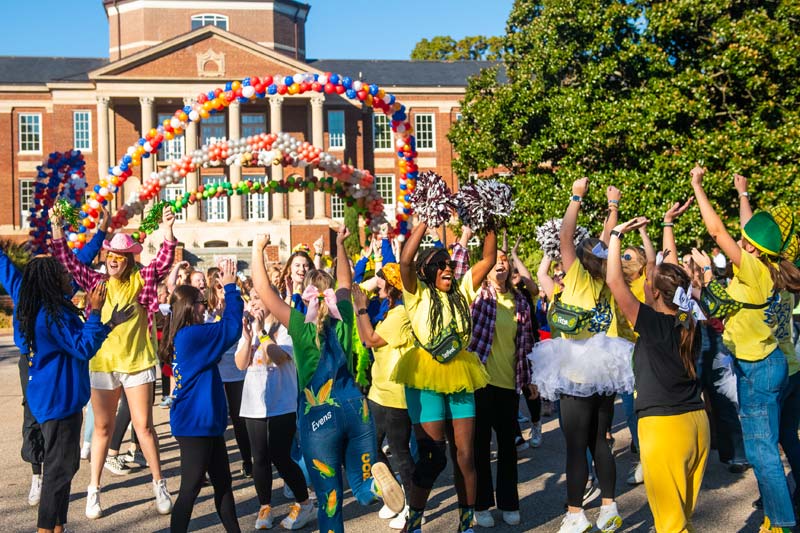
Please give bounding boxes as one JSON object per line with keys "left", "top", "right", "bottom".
{"left": 90, "top": 25, "right": 315, "bottom": 81}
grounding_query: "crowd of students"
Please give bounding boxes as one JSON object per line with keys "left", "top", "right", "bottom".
{"left": 2, "top": 164, "right": 800, "bottom": 533}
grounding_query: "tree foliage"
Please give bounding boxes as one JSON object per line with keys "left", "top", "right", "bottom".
{"left": 411, "top": 35, "right": 504, "bottom": 61}
{"left": 448, "top": 0, "right": 800, "bottom": 256}
{"left": 343, "top": 204, "right": 362, "bottom": 259}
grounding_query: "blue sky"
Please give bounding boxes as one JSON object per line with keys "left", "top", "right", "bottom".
{"left": 2, "top": 1, "right": 514, "bottom": 59}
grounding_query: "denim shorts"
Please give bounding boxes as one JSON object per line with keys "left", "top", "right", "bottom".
{"left": 405, "top": 387, "right": 475, "bottom": 424}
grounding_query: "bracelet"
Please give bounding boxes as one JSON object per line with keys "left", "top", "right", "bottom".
{"left": 610, "top": 229, "right": 623, "bottom": 239}
{"left": 608, "top": 199, "right": 619, "bottom": 205}
{"left": 662, "top": 222, "right": 674, "bottom": 227}
{"left": 702, "top": 265, "right": 712, "bottom": 272}
{"left": 571, "top": 194, "right": 582, "bottom": 203}
{"left": 739, "top": 192, "right": 749, "bottom": 198}
{"left": 357, "top": 308, "right": 369, "bottom": 316}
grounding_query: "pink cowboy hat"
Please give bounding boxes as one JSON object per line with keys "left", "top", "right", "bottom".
{"left": 102, "top": 233, "right": 143, "bottom": 254}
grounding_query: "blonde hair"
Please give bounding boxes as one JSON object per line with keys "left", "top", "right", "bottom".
{"left": 303, "top": 269, "right": 336, "bottom": 349}
{"left": 622, "top": 246, "right": 646, "bottom": 285}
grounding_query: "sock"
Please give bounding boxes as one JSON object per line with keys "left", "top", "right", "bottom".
{"left": 458, "top": 506, "right": 474, "bottom": 533}
{"left": 407, "top": 507, "right": 424, "bottom": 532}
{"left": 32, "top": 463, "right": 42, "bottom": 476}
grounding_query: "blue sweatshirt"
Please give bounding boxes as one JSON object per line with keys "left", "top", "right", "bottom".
{"left": 0, "top": 230, "right": 105, "bottom": 355}
{"left": 28, "top": 308, "right": 111, "bottom": 423}
{"left": 170, "top": 283, "right": 244, "bottom": 437}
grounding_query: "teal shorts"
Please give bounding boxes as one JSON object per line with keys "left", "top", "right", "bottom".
{"left": 404, "top": 387, "right": 475, "bottom": 424}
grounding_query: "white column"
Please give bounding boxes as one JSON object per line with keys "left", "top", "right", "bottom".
{"left": 228, "top": 101, "right": 243, "bottom": 222}
{"left": 269, "top": 95, "right": 286, "bottom": 220}
{"left": 96, "top": 97, "right": 110, "bottom": 181}
{"left": 184, "top": 98, "right": 200, "bottom": 222}
{"left": 310, "top": 95, "right": 326, "bottom": 219}
{"left": 139, "top": 96, "right": 155, "bottom": 181}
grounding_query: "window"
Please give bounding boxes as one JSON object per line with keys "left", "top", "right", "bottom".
{"left": 414, "top": 113, "right": 435, "bottom": 150}
{"left": 201, "top": 114, "right": 226, "bottom": 145}
{"left": 161, "top": 185, "right": 186, "bottom": 222}
{"left": 203, "top": 176, "right": 227, "bottom": 222}
{"left": 19, "top": 113, "right": 41, "bottom": 153}
{"left": 241, "top": 113, "right": 266, "bottom": 138}
{"left": 20, "top": 179, "right": 34, "bottom": 225}
{"left": 73, "top": 111, "right": 92, "bottom": 151}
{"left": 157, "top": 113, "right": 185, "bottom": 162}
{"left": 373, "top": 114, "right": 392, "bottom": 150}
{"left": 374, "top": 174, "right": 395, "bottom": 215}
{"left": 455, "top": 112, "right": 463, "bottom": 121}
{"left": 330, "top": 195, "right": 344, "bottom": 219}
{"left": 246, "top": 176, "right": 269, "bottom": 221}
{"left": 191, "top": 14, "right": 228, "bottom": 30}
{"left": 328, "top": 111, "right": 345, "bottom": 150}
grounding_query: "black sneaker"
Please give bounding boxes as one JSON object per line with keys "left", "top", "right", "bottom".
{"left": 728, "top": 462, "right": 750, "bottom": 474}
{"left": 241, "top": 465, "right": 253, "bottom": 479}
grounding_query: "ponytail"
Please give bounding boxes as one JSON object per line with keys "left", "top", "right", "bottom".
{"left": 652, "top": 263, "right": 700, "bottom": 380}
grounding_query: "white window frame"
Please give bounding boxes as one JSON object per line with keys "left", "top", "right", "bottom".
{"left": 246, "top": 176, "right": 270, "bottom": 221}
{"left": 374, "top": 174, "right": 395, "bottom": 217}
{"left": 330, "top": 195, "right": 345, "bottom": 220}
{"left": 201, "top": 114, "right": 226, "bottom": 146}
{"left": 157, "top": 113, "right": 185, "bottom": 163}
{"left": 414, "top": 113, "right": 435, "bottom": 150}
{"left": 19, "top": 179, "right": 34, "bottom": 225}
{"left": 191, "top": 13, "right": 228, "bottom": 31}
{"left": 419, "top": 235, "right": 436, "bottom": 249}
{"left": 455, "top": 112, "right": 463, "bottom": 121}
{"left": 73, "top": 111, "right": 92, "bottom": 151}
{"left": 328, "top": 110, "right": 345, "bottom": 150}
{"left": 161, "top": 185, "right": 186, "bottom": 223}
{"left": 372, "top": 114, "right": 393, "bottom": 151}
{"left": 203, "top": 176, "right": 228, "bottom": 222}
{"left": 18, "top": 113, "right": 42, "bottom": 154}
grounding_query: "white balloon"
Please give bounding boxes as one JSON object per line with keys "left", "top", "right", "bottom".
{"left": 353, "top": 81, "right": 363, "bottom": 91}
{"left": 98, "top": 187, "right": 109, "bottom": 196}
{"left": 318, "top": 74, "right": 328, "bottom": 85}
{"left": 293, "top": 73, "right": 304, "bottom": 84}
{"left": 242, "top": 86, "right": 256, "bottom": 98}
{"left": 189, "top": 110, "right": 200, "bottom": 122}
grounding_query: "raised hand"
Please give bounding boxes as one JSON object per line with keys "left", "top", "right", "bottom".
{"left": 108, "top": 303, "right": 136, "bottom": 328}
{"left": 336, "top": 226, "right": 350, "bottom": 246}
{"left": 734, "top": 173, "right": 748, "bottom": 195}
{"left": 352, "top": 283, "right": 368, "bottom": 308}
{"left": 219, "top": 259, "right": 237, "bottom": 286}
{"left": 690, "top": 165, "right": 705, "bottom": 188}
{"left": 572, "top": 177, "right": 589, "bottom": 198}
{"left": 613, "top": 216, "right": 650, "bottom": 235}
{"left": 162, "top": 205, "right": 175, "bottom": 228}
{"left": 313, "top": 235, "right": 324, "bottom": 255}
{"left": 664, "top": 197, "right": 693, "bottom": 223}
{"left": 88, "top": 282, "right": 108, "bottom": 310}
{"left": 254, "top": 234, "right": 271, "bottom": 251}
{"left": 606, "top": 185, "right": 621, "bottom": 203}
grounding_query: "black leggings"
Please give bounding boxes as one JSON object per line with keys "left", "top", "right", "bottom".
{"left": 224, "top": 381, "right": 252, "bottom": 470}
{"left": 245, "top": 413, "right": 309, "bottom": 506}
{"left": 560, "top": 394, "right": 616, "bottom": 508}
{"left": 370, "top": 399, "right": 415, "bottom": 495}
{"left": 172, "top": 436, "right": 240, "bottom": 533}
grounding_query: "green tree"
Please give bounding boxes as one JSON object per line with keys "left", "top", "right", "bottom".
{"left": 411, "top": 35, "right": 504, "bottom": 61}
{"left": 342, "top": 203, "right": 361, "bottom": 259}
{"left": 449, "top": 0, "right": 800, "bottom": 254}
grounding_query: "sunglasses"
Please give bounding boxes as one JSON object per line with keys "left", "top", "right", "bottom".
{"left": 431, "top": 259, "right": 456, "bottom": 271}
{"left": 106, "top": 253, "right": 128, "bottom": 262}
{"left": 622, "top": 253, "right": 633, "bottom": 261}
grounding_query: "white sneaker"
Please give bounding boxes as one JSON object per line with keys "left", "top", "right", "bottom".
{"left": 626, "top": 462, "right": 644, "bottom": 485}
{"left": 283, "top": 483, "right": 295, "bottom": 500}
{"left": 104, "top": 455, "right": 132, "bottom": 476}
{"left": 255, "top": 505, "right": 274, "bottom": 529}
{"left": 557, "top": 510, "right": 592, "bottom": 533}
{"left": 28, "top": 474, "right": 42, "bottom": 506}
{"left": 379, "top": 503, "right": 398, "bottom": 519}
{"left": 530, "top": 421, "right": 543, "bottom": 448}
{"left": 371, "top": 462, "right": 405, "bottom": 514}
{"left": 474, "top": 510, "right": 495, "bottom": 527}
{"left": 85, "top": 485, "right": 103, "bottom": 519}
{"left": 80, "top": 441, "right": 91, "bottom": 460}
{"left": 502, "top": 510, "right": 520, "bottom": 526}
{"left": 153, "top": 478, "right": 173, "bottom": 515}
{"left": 389, "top": 506, "right": 408, "bottom": 530}
{"left": 121, "top": 450, "right": 147, "bottom": 468}
{"left": 596, "top": 502, "right": 622, "bottom": 532}
{"left": 281, "top": 501, "right": 315, "bottom": 530}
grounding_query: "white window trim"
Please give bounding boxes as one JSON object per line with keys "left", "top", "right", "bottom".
{"left": 374, "top": 174, "right": 395, "bottom": 215}
{"left": 203, "top": 176, "right": 228, "bottom": 223}
{"left": 327, "top": 110, "right": 345, "bottom": 151}
{"left": 414, "top": 113, "right": 436, "bottom": 151}
{"left": 18, "top": 113, "right": 42, "bottom": 154}
{"left": 372, "top": 114, "right": 394, "bottom": 152}
{"left": 191, "top": 13, "right": 229, "bottom": 30}
{"left": 19, "top": 179, "right": 34, "bottom": 226}
{"left": 73, "top": 110, "right": 92, "bottom": 152}
{"left": 246, "top": 177, "right": 270, "bottom": 221}
{"left": 330, "top": 195, "right": 345, "bottom": 220}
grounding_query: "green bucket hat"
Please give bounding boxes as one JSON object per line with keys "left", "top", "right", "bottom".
{"left": 742, "top": 211, "right": 783, "bottom": 257}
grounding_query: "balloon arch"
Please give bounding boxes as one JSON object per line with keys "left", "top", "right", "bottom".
{"left": 29, "top": 72, "right": 421, "bottom": 253}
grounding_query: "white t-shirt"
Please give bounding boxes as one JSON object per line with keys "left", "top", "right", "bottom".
{"left": 239, "top": 325, "right": 298, "bottom": 419}
{"left": 207, "top": 312, "right": 247, "bottom": 383}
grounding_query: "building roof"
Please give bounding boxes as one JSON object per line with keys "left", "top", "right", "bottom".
{"left": 307, "top": 59, "right": 503, "bottom": 87}
{"left": 0, "top": 57, "right": 108, "bottom": 84}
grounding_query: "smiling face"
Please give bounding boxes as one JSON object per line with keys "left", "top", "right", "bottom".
{"left": 105, "top": 252, "right": 130, "bottom": 279}
{"left": 488, "top": 252, "right": 510, "bottom": 289}
{"left": 433, "top": 257, "right": 455, "bottom": 292}
{"left": 377, "top": 276, "right": 388, "bottom": 299}
{"left": 190, "top": 271, "right": 207, "bottom": 291}
{"left": 290, "top": 255, "right": 311, "bottom": 285}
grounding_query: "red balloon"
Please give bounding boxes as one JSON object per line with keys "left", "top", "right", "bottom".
{"left": 324, "top": 83, "right": 335, "bottom": 94}
{"left": 311, "top": 82, "right": 322, "bottom": 92}
{"left": 335, "top": 85, "right": 345, "bottom": 95}
{"left": 357, "top": 90, "right": 367, "bottom": 101}
{"left": 278, "top": 85, "right": 288, "bottom": 95}
{"left": 262, "top": 75, "right": 273, "bottom": 86}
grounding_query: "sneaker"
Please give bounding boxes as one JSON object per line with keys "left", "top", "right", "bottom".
{"left": 596, "top": 502, "right": 622, "bottom": 532}
{"left": 758, "top": 517, "right": 793, "bottom": 533}
{"left": 379, "top": 503, "right": 398, "bottom": 519}
{"left": 389, "top": 506, "right": 408, "bottom": 530}
{"left": 281, "top": 501, "right": 315, "bottom": 530}
{"left": 121, "top": 450, "right": 147, "bottom": 468}
{"left": 515, "top": 436, "right": 529, "bottom": 452}
{"left": 530, "top": 421, "right": 543, "bottom": 448}
{"left": 557, "top": 510, "right": 592, "bottom": 533}
{"left": 85, "top": 485, "right": 102, "bottom": 519}
{"left": 158, "top": 396, "right": 173, "bottom": 409}
{"left": 241, "top": 464, "right": 253, "bottom": 478}
{"left": 626, "top": 463, "right": 644, "bottom": 485}
{"left": 283, "top": 483, "right": 295, "bottom": 500}
{"left": 28, "top": 474, "right": 42, "bottom": 506}
{"left": 371, "top": 462, "right": 405, "bottom": 514}
{"left": 104, "top": 455, "right": 132, "bottom": 476}
{"left": 153, "top": 478, "right": 173, "bottom": 515}
{"left": 474, "top": 510, "right": 495, "bottom": 527}
{"left": 582, "top": 479, "right": 601, "bottom": 507}
{"left": 728, "top": 461, "right": 750, "bottom": 474}
{"left": 502, "top": 511, "right": 520, "bottom": 526}
{"left": 80, "top": 441, "right": 91, "bottom": 460}
{"left": 255, "top": 505, "right": 274, "bottom": 530}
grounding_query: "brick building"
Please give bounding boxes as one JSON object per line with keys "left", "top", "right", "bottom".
{"left": 0, "top": 0, "right": 491, "bottom": 265}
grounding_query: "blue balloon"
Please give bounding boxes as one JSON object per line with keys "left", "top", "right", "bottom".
{"left": 243, "top": 77, "right": 251, "bottom": 86}
{"left": 284, "top": 76, "right": 294, "bottom": 86}
{"left": 120, "top": 163, "right": 128, "bottom": 171}
{"left": 225, "top": 82, "right": 232, "bottom": 91}
{"left": 93, "top": 184, "right": 101, "bottom": 193}
{"left": 142, "top": 152, "right": 150, "bottom": 158}
{"left": 78, "top": 225, "right": 87, "bottom": 233}
{"left": 183, "top": 105, "right": 192, "bottom": 114}
{"left": 238, "top": 97, "right": 248, "bottom": 104}
{"left": 123, "top": 155, "right": 132, "bottom": 164}
{"left": 369, "top": 84, "right": 379, "bottom": 96}
{"left": 330, "top": 74, "right": 340, "bottom": 84}
{"left": 342, "top": 76, "right": 353, "bottom": 89}
{"left": 346, "top": 89, "right": 357, "bottom": 99}
{"left": 399, "top": 183, "right": 407, "bottom": 190}
{"left": 267, "top": 84, "right": 277, "bottom": 95}
{"left": 388, "top": 95, "right": 396, "bottom": 104}
{"left": 138, "top": 138, "right": 146, "bottom": 145}
{"left": 313, "top": 73, "right": 319, "bottom": 81}
{"left": 207, "top": 90, "right": 216, "bottom": 100}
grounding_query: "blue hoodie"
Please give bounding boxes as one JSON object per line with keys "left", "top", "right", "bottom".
{"left": 27, "top": 308, "right": 110, "bottom": 423}
{"left": 170, "top": 283, "right": 243, "bottom": 437}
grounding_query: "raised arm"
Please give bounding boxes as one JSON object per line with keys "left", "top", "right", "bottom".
{"left": 313, "top": 235, "right": 324, "bottom": 270}
{"left": 661, "top": 197, "right": 692, "bottom": 266}
{"left": 537, "top": 254, "right": 556, "bottom": 300}
{"left": 691, "top": 165, "right": 742, "bottom": 267}
{"left": 50, "top": 213, "right": 104, "bottom": 292}
{"left": 469, "top": 230, "right": 498, "bottom": 291}
{"left": 600, "top": 186, "right": 620, "bottom": 244}
{"left": 734, "top": 173, "right": 753, "bottom": 228}
{"left": 639, "top": 222, "right": 657, "bottom": 273}
{"left": 334, "top": 226, "right": 352, "bottom": 299}
{"left": 607, "top": 218, "right": 648, "bottom": 325}
{"left": 512, "top": 235, "right": 538, "bottom": 297}
{"left": 166, "top": 261, "right": 189, "bottom": 293}
{"left": 400, "top": 222, "right": 427, "bottom": 294}
{"left": 141, "top": 206, "right": 178, "bottom": 284}
{"left": 0, "top": 246, "right": 22, "bottom": 304}
{"left": 352, "top": 284, "right": 388, "bottom": 349}
{"left": 252, "top": 234, "right": 291, "bottom": 328}
{"left": 234, "top": 320, "right": 255, "bottom": 371}
{"left": 561, "top": 178, "right": 588, "bottom": 272}
{"left": 76, "top": 205, "right": 111, "bottom": 266}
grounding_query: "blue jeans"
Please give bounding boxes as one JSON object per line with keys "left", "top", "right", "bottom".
{"left": 736, "top": 348, "right": 795, "bottom": 527}
{"left": 299, "top": 396, "right": 378, "bottom": 533}
{"left": 779, "top": 371, "right": 800, "bottom": 493}
{"left": 621, "top": 392, "right": 639, "bottom": 450}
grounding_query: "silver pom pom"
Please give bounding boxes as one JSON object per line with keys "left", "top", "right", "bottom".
{"left": 454, "top": 179, "right": 514, "bottom": 232}
{"left": 535, "top": 219, "right": 590, "bottom": 261}
{"left": 409, "top": 171, "right": 454, "bottom": 227}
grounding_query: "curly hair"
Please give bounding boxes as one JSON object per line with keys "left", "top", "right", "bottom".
{"left": 415, "top": 247, "right": 472, "bottom": 341}
{"left": 16, "top": 257, "right": 81, "bottom": 354}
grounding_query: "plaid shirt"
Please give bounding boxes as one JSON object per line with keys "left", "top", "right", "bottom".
{"left": 451, "top": 242, "right": 470, "bottom": 280}
{"left": 52, "top": 237, "right": 177, "bottom": 326}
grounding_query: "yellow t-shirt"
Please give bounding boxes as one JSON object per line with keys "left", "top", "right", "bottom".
{"left": 369, "top": 305, "right": 415, "bottom": 409}
{"left": 722, "top": 251, "right": 778, "bottom": 361}
{"left": 560, "top": 261, "right": 622, "bottom": 340}
{"left": 403, "top": 270, "right": 474, "bottom": 346}
{"left": 485, "top": 290, "right": 517, "bottom": 390}
{"left": 630, "top": 275, "right": 646, "bottom": 303}
{"left": 91, "top": 272, "right": 157, "bottom": 374}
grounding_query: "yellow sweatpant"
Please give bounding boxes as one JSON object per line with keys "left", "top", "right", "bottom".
{"left": 638, "top": 409, "right": 710, "bottom": 533}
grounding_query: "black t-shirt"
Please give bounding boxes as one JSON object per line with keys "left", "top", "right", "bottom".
{"left": 633, "top": 304, "right": 704, "bottom": 418}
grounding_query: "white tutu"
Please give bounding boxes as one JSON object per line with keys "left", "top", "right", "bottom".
{"left": 528, "top": 334, "right": 634, "bottom": 400}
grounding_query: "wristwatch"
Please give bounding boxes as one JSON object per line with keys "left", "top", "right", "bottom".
{"left": 357, "top": 308, "right": 369, "bottom": 316}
